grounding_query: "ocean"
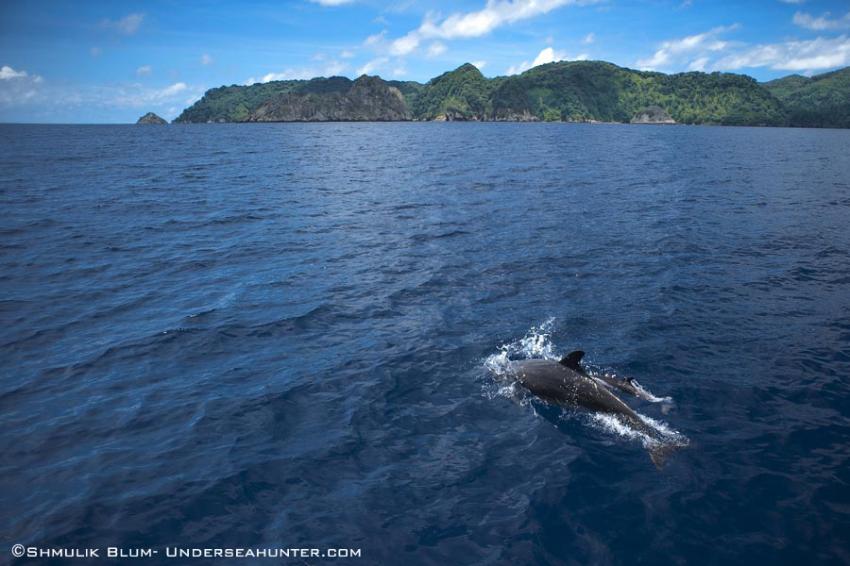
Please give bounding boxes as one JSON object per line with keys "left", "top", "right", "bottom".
{"left": 1, "top": 122, "right": 849, "bottom": 565}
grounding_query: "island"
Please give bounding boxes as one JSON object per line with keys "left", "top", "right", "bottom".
{"left": 136, "top": 112, "right": 167, "bottom": 125}
{"left": 173, "top": 61, "right": 850, "bottom": 128}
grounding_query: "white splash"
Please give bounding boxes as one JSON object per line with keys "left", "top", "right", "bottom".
{"left": 589, "top": 412, "right": 689, "bottom": 451}
{"left": 484, "top": 317, "right": 557, "bottom": 369}
{"left": 589, "top": 413, "right": 646, "bottom": 442}
{"left": 514, "top": 316, "right": 558, "bottom": 360}
{"left": 482, "top": 318, "right": 688, "bottom": 451}
{"left": 483, "top": 317, "right": 558, "bottom": 402}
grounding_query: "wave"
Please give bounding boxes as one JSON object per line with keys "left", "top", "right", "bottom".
{"left": 589, "top": 412, "right": 688, "bottom": 454}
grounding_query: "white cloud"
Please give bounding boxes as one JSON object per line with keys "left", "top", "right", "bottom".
{"left": 506, "top": 46, "right": 568, "bottom": 75}
{"left": 687, "top": 57, "right": 709, "bottom": 71}
{"left": 582, "top": 32, "right": 595, "bottom": 44}
{"left": 387, "top": 0, "right": 594, "bottom": 57}
{"left": 254, "top": 72, "right": 293, "bottom": 83}
{"left": 0, "top": 65, "right": 29, "bottom": 80}
{"left": 427, "top": 0, "right": 584, "bottom": 39}
{"left": 0, "top": 82, "right": 40, "bottom": 106}
{"left": 310, "top": 0, "right": 355, "bottom": 5}
{"left": 357, "top": 57, "right": 389, "bottom": 76}
{"left": 200, "top": 53, "right": 214, "bottom": 65}
{"left": 713, "top": 34, "right": 850, "bottom": 72}
{"left": 159, "top": 83, "right": 187, "bottom": 97}
{"left": 340, "top": 49, "right": 356, "bottom": 59}
{"left": 0, "top": 75, "right": 205, "bottom": 121}
{"left": 364, "top": 31, "right": 387, "bottom": 46}
{"left": 533, "top": 46, "right": 567, "bottom": 66}
{"left": 427, "top": 42, "right": 447, "bottom": 57}
{"left": 4, "top": 80, "right": 195, "bottom": 110}
{"left": 117, "top": 82, "right": 205, "bottom": 108}
{"left": 101, "top": 13, "right": 145, "bottom": 35}
{"left": 106, "top": 82, "right": 207, "bottom": 110}
{"left": 636, "top": 24, "right": 850, "bottom": 74}
{"left": 472, "top": 60, "right": 487, "bottom": 70}
{"left": 792, "top": 11, "right": 850, "bottom": 31}
{"left": 246, "top": 60, "right": 347, "bottom": 84}
{"left": 390, "top": 34, "right": 420, "bottom": 56}
{"left": 505, "top": 62, "right": 525, "bottom": 75}
{"left": 136, "top": 65, "right": 152, "bottom": 76}
{"left": 636, "top": 25, "right": 737, "bottom": 70}
{"left": 0, "top": 65, "right": 43, "bottom": 105}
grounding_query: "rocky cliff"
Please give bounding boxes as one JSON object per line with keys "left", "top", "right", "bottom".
{"left": 248, "top": 75, "right": 410, "bottom": 122}
{"left": 631, "top": 105, "right": 676, "bottom": 124}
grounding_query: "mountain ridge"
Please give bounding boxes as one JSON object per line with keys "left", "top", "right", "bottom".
{"left": 763, "top": 67, "right": 850, "bottom": 128}
{"left": 173, "top": 61, "right": 849, "bottom": 128}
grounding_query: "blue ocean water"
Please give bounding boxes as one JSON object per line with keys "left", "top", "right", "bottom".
{"left": 1, "top": 123, "right": 849, "bottom": 565}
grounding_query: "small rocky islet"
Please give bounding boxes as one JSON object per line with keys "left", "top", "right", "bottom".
{"left": 136, "top": 112, "right": 168, "bottom": 125}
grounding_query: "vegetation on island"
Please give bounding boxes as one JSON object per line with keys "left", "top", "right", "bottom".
{"left": 411, "top": 63, "right": 501, "bottom": 120}
{"left": 247, "top": 75, "right": 410, "bottom": 122}
{"left": 763, "top": 67, "right": 850, "bottom": 128}
{"left": 174, "top": 78, "right": 346, "bottom": 123}
{"left": 486, "top": 61, "right": 787, "bottom": 125}
{"left": 173, "top": 61, "right": 850, "bottom": 128}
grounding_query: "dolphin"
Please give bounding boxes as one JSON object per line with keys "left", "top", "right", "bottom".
{"left": 553, "top": 354, "right": 671, "bottom": 403}
{"left": 511, "top": 350, "right": 678, "bottom": 468}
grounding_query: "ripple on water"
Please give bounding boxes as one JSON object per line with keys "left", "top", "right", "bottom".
{"left": 1, "top": 123, "right": 849, "bottom": 564}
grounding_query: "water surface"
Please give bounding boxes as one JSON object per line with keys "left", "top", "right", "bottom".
{"left": 1, "top": 123, "right": 849, "bottom": 564}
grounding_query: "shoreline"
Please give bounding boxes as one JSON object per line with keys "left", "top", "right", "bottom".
{"left": 2, "top": 122, "right": 849, "bottom": 130}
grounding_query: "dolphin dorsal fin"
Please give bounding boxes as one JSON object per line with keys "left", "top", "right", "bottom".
{"left": 559, "top": 350, "right": 585, "bottom": 370}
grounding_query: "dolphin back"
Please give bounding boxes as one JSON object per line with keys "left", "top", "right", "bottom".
{"left": 512, "top": 359, "right": 640, "bottom": 418}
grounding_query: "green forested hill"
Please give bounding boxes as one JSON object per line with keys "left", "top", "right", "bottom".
{"left": 763, "top": 68, "right": 850, "bottom": 128}
{"left": 173, "top": 61, "right": 849, "bottom": 127}
{"left": 174, "top": 77, "right": 353, "bottom": 122}
{"left": 411, "top": 63, "right": 503, "bottom": 120}
{"left": 489, "top": 61, "right": 786, "bottom": 124}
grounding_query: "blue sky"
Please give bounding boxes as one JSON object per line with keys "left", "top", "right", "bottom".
{"left": 2, "top": 0, "right": 849, "bottom": 122}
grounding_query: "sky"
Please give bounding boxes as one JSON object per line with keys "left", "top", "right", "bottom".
{"left": 1, "top": 0, "right": 849, "bottom": 123}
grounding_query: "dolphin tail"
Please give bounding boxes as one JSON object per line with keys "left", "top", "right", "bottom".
{"left": 648, "top": 442, "right": 681, "bottom": 470}
{"left": 612, "top": 413, "right": 684, "bottom": 469}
